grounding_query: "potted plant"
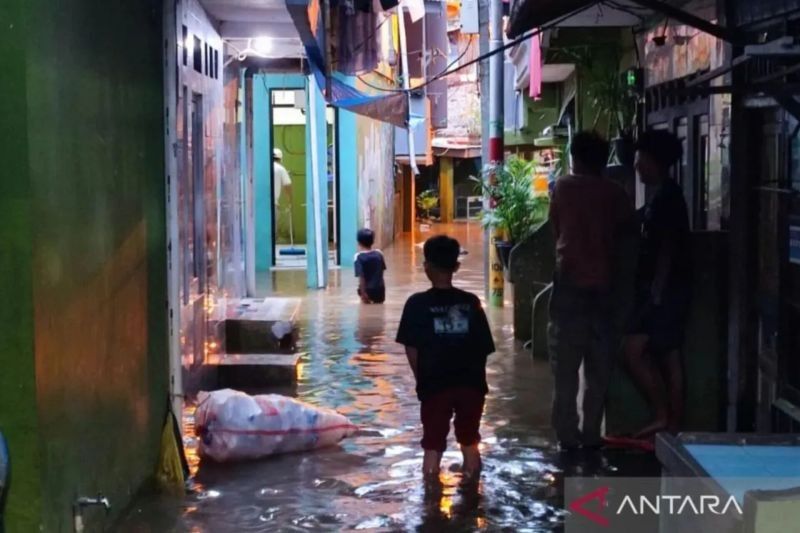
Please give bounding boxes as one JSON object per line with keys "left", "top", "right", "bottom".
{"left": 472, "top": 156, "right": 550, "bottom": 270}
{"left": 416, "top": 189, "right": 439, "bottom": 222}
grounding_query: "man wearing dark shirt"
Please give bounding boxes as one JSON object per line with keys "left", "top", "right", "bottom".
{"left": 625, "top": 129, "right": 691, "bottom": 438}
{"left": 548, "top": 132, "right": 635, "bottom": 450}
{"left": 396, "top": 235, "right": 495, "bottom": 480}
{"left": 355, "top": 228, "right": 386, "bottom": 304}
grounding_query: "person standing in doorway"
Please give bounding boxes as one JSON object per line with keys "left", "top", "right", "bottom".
{"left": 273, "top": 148, "right": 293, "bottom": 207}
{"left": 548, "top": 132, "right": 635, "bottom": 451}
{"left": 273, "top": 148, "right": 293, "bottom": 245}
{"left": 625, "top": 129, "right": 691, "bottom": 438}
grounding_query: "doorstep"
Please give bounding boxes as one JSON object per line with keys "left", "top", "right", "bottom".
{"left": 208, "top": 352, "right": 302, "bottom": 388}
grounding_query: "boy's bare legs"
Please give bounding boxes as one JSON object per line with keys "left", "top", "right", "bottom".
{"left": 625, "top": 335, "right": 668, "bottom": 438}
{"left": 461, "top": 444, "right": 481, "bottom": 479}
{"left": 423, "top": 450, "right": 442, "bottom": 477}
{"left": 661, "top": 350, "right": 684, "bottom": 434}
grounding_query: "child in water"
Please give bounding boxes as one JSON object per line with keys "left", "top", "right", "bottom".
{"left": 354, "top": 228, "right": 386, "bottom": 304}
{"left": 396, "top": 235, "right": 495, "bottom": 481}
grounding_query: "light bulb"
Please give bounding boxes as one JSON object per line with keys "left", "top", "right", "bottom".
{"left": 253, "top": 36, "right": 272, "bottom": 55}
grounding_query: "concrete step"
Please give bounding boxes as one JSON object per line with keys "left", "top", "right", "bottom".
{"left": 222, "top": 297, "right": 300, "bottom": 354}
{"left": 209, "top": 353, "right": 302, "bottom": 389}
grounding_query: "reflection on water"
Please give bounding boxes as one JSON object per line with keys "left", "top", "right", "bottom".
{"left": 119, "top": 223, "right": 657, "bottom": 532}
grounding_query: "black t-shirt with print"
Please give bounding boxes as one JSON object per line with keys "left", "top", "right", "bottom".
{"left": 396, "top": 288, "right": 496, "bottom": 401}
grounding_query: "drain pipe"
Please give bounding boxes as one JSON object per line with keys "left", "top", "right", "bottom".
{"left": 73, "top": 495, "right": 110, "bottom": 533}
{"left": 397, "top": 6, "right": 419, "bottom": 176}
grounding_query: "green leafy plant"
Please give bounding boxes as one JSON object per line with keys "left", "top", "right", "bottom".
{"left": 551, "top": 43, "right": 638, "bottom": 139}
{"left": 471, "top": 156, "right": 550, "bottom": 244}
{"left": 585, "top": 67, "right": 637, "bottom": 138}
{"left": 416, "top": 189, "right": 439, "bottom": 220}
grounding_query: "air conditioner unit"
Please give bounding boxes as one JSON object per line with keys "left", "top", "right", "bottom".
{"left": 542, "top": 124, "right": 569, "bottom": 138}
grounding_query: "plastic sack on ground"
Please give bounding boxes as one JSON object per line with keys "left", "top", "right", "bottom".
{"left": 195, "top": 389, "right": 358, "bottom": 462}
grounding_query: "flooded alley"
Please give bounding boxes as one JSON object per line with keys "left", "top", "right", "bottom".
{"left": 6, "top": 1, "right": 800, "bottom": 531}
{"left": 119, "top": 223, "right": 657, "bottom": 532}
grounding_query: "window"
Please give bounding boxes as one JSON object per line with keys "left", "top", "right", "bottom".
{"left": 675, "top": 117, "right": 688, "bottom": 186}
{"left": 182, "top": 25, "right": 188, "bottom": 66}
{"left": 695, "top": 114, "right": 710, "bottom": 229}
{"left": 214, "top": 49, "right": 219, "bottom": 79}
{"left": 193, "top": 36, "right": 202, "bottom": 73}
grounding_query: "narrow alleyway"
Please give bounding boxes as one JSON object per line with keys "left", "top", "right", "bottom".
{"left": 120, "top": 222, "right": 657, "bottom": 532}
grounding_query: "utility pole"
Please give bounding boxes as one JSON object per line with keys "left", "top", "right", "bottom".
{"left": 487, "top": 0, "right": 505, "bottom": 307}
{"left": 479, "top": 0, "right": 490, "bottom": 303}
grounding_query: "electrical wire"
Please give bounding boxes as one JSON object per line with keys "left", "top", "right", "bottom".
{"left": 356, "top": 35, "right": 474, "bottom": 93}
{"left": 631, "top": 27, "right": 642, "bottom": 65}
{"left": 602, "top": 0, "right": 649, "bottom": 22}
{"left": 351, "top": 2, "right": 599, "bottom": 95}
{"left": 330, "top": 15, "right": 392, "bottom": 67}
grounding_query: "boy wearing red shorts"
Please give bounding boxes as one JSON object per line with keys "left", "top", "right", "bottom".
{"left": 396, "top": 235, "right": 495, "bottom": 479}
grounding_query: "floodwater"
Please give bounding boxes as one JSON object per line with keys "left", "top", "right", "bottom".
{"left": 119, "top": 222, "right": 657, "bottom": 532}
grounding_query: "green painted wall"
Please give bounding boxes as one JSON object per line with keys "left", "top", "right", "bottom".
{"left": 0, "top": 1, "right": 169, "bottom": 531}
{"left": 505, "top": 84, "right": 561, "bottom": 146}
{"left": 274, "top": 123, "right": 335, "bottom": 248}
{"left": 275, "top": 125, "right": 308, "bottom": 244}
{"left": 0, "top": 2, "right": 42, "bottom": 531}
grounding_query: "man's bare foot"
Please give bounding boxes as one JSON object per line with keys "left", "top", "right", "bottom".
{"left": 633, "top": 418, "right": 668, "bottom": 439}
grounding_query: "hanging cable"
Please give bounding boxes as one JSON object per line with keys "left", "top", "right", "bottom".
{"left": 351, "top": 2, "right": 598, "bottom": 94}
{"left": 356, "top": 35, "right": 474, "bottom": 93}
{"left": 330, "top": 15, "right": 392, "bottom": 67}
{"left": 602, "top": 0, "right": 649, "bottom": 23}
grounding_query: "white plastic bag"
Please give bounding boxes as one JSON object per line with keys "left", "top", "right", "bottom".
{"left": 195, "top": 389, "right": 357, "bottom": 462}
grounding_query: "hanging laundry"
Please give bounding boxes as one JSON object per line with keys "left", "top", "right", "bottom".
{"left": 529, "top": 31, "right": 542, "bottom": 100}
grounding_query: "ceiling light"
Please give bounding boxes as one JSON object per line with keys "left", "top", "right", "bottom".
{"left": 252, "top": 36, "right": 272, "bottom": 55}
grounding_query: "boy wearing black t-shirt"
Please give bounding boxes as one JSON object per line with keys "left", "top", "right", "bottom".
{"left": 396, "top": 235, "right": 495, "bottom": 480}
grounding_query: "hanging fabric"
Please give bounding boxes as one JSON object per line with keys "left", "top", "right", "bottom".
{"left": 529, "top": 31, "right": 542, "bottom": 100}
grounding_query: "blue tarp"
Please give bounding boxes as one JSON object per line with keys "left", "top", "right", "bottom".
{"left": 287, "top": 0, "right": 409, "bottom": 128}
{"left": 314, "top": 65, "right": 409, "bottom": 128}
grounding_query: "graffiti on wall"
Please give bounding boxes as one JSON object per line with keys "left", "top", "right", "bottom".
{"left": 356, "top": 116, "right": 395, "bottom": 250}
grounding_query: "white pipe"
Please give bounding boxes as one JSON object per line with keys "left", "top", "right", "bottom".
{"left": 308, "top": 76, "right": 325, "bottom": 288}
{"left": 397, "top": 7, "right": 419, "bottom": 175}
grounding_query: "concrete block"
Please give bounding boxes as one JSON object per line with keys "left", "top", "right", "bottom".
{"left": 212, "top": 353, "right": 301, "bottom": 389}
{"left": 509, "top": 220, "right": 555, "bottom": 341}
{"left": 223, "top": 297, "right": 300, "bottom": 354}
